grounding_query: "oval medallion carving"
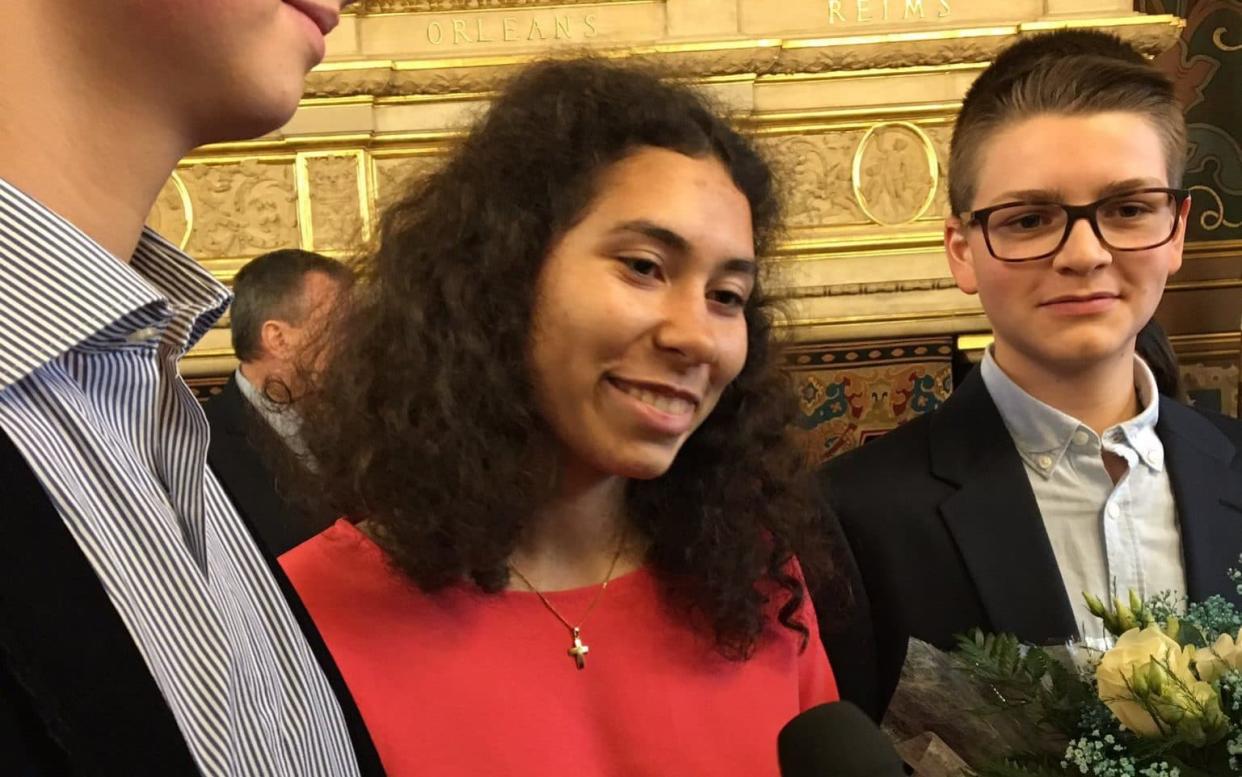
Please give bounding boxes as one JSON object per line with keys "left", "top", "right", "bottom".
{"left": 851, "top": 122, "right": 939, "bottom": 226}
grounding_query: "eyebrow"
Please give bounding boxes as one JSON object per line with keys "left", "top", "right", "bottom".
{"left": 611, "top": 219, "right": 757, "bottom": 277}
{"left": 989, "top": 178, "right": 1168, "bottom": 206}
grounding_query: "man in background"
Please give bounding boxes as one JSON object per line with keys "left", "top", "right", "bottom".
{"left": 205, "top": 249, "right": 351, "bottom": 556}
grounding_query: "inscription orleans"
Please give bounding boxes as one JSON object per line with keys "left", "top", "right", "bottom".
{"left": 411, "top": 0, "right": 950, "bottom": 48}
{"left": 828, "top": 0, "right": 951, "bottom": 23}
{"left": 419, "top": 12, "right": 599, "bottom": 46}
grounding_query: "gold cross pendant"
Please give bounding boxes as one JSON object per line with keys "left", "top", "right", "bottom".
{"left": 567, "top": 627, "right": 590, "bottom": 670}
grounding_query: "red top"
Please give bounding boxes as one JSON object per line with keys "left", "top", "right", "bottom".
{"left": 282, "top": 519, "right": 838, "bottom": 777}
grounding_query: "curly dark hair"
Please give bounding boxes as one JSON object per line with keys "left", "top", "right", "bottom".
{"left": 295, "top": 57, "right": 830, "bottom": 659}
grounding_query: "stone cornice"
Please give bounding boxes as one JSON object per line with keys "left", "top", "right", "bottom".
{"left": 308, "top": 16, "right": 1182, "bottom": 97}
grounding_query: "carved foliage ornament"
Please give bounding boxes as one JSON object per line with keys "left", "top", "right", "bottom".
{"left": 178, "top": 161, "right": 299, "bottom": 258}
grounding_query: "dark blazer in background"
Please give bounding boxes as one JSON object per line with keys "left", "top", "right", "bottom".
{"left": 203, "top": 375, "right": 327, "bottom": 557}
{"left": 817, "top": 368, "right": 1242, "bottom": 721}
{"left": 0, "top": 428, "right": 385, "bottom": 776}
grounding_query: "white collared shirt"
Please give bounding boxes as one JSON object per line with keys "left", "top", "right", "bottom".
{"left": 235, "top": 367, "right": 301, "bottom": 437}
{"left": 981, "top": 349, "right": 1184, "bottom": 641}
{"left": 234, "top": 367, "right": 313, "bottom": 465}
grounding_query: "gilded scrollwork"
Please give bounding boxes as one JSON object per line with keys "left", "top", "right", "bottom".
{"left": 1214, "top": 25, "right": 1242, "bottom": 53}
{"left": 179, "top": 160, "right": 299, "bottom": 258}
{"left": 1189, "top": 184, "right": 1242, "bottom": 230}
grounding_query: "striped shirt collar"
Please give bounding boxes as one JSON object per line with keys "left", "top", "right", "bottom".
{"left": 981, "top": 346, "right": 1163, "bottom": 477}
{"left": 0, "top": 177, "right": 229, "bottom": 390}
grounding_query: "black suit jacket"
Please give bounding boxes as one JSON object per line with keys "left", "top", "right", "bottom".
{"left": 203, "top": 375, "right": 326, "bottom": 556}
{"left": 0, "top": 428, "right": 385, "bottom": 776}
{"left": 817, "top": 368, "right": 1242, "bottom": 720}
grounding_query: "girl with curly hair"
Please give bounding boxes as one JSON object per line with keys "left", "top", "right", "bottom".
{"left": 280, "top": 57, "right": 839, "bottom": 776}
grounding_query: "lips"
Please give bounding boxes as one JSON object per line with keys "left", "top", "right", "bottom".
{"left": 283, "top": 0, "right": 340, "bottom": 36}
{"left": 1040, "top": 291, "right": 1120, "bottom": 306}
{"left": 607, "top": 377, "right": 701, "bottom": 417}
{"left": 1038, "top": 291, "right": 1121, "bottom": 316}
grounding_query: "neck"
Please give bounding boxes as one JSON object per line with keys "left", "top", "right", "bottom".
{"left": 0, "top": 15, "right": 190, "bottom": 262}
{"left": 992, "top": 340, "right": 1140, "bottom": 434}
{"left": 508, "top": 460, "right": 639, "bottom": 592}
{"left": 240, "top": 361, "right": 272, "bottom": 391}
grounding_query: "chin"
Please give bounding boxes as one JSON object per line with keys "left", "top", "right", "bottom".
{"left": 1039, "top": 338, "right": 1131, "bottom": 370}
{"left": 599, "top": 449, "right": 678, "bottom": 481}
{"left": 194, "top": 81, "right": 304, "bottom": 145}
{"left": 612, "top": 460, "right": 674, "bottom": 481}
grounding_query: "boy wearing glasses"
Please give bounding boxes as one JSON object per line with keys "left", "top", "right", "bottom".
{"left": 817, "top": 30, "right": 1242, "bottom": 719}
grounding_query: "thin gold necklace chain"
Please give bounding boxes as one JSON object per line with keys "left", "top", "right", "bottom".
{"left": 508, "top": 533, "right": 627, "bottom": 635}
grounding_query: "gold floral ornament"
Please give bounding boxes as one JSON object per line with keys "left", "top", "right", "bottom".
{"left": 1095, "top": 625, "right": 1229, "bottom": 746}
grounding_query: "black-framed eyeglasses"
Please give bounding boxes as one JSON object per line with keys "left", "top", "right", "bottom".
{"left": 959, "top": 187, "right": 1190, "bottom": 263}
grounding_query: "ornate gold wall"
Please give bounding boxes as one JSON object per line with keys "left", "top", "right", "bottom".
{"left": 152, "top": 0, "right": 1239, "bottom": 450}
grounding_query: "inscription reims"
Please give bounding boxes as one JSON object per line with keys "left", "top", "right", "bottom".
{"left": 828, "top": 0, "right": 951, "bottom": 23}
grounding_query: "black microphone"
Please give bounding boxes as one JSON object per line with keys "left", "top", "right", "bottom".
{"left": 778, "top": 701, "right": 907, "bottom": 777}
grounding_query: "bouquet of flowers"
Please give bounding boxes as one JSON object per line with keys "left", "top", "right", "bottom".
{"left": 884, "top": 558, "right": 1242, "bottom": 777}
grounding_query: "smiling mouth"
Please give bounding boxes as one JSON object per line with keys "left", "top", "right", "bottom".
{"left": 608, "top": 377, "right": 699, "bottom": 416}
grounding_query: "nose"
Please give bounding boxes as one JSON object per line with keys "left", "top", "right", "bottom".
{"left": 1051, "top": 217, "right": 1113, "bottom": 275}
{"left": 653, "top": 293, "right": 719, "bottom": 367}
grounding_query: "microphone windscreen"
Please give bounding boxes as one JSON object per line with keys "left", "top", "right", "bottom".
{"left": 777, "top": 701, "right": 906, "bottom": 777}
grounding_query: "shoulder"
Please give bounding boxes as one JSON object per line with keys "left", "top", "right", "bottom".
{"left": 824, "top": 411, "right": 934, "bottom": 475}
{"left": 200, "top": 377, "right": 242, "bottom": 422}
{"left": 1159, "top": 398, "right": 1242, "bottom": 461}
{"left": 816, "top": 410, "right": 938, "bottom": 516}
{"left": 1190, "top": 406, "right": 1242, "bottom": 446}
{"left": 280, "top": 519, "right": 388, "bottom": 600}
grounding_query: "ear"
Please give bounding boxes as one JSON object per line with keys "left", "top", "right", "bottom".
{"left": 259, "top": 319, "right": 291, "bottom": 361}
{"left": 944, "top": 216, "right": 979, "bottom": 295}
{"left": 1165, "top": 193, "right": 1192, "bottom": 276}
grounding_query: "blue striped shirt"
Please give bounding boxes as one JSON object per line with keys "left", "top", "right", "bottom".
{"left": 0, "top": 178, "right": 361, "bottom": 775}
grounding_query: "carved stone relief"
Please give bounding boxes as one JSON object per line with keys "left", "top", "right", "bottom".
{"left": 147, "top": 173, "right": 192, "bottom": 250}
{"left": 179, "top": 160, "right": 299, "bottom": 258}
{"left": 155, "top": 119, "right": 951, "bottom": 261}
{"left": 306, "top": 155, "right": 366, "bottom": 252}
{"left": 374, "top": 156, "right": 447, "bottom": 209}
{"left": 924, "top": 124, "right": 952, "bottom": 218}
{"left": 759, "top": 122, "right": 952, "bottom": 230}
{"left": 759, "top": 133, "right": 867, "bottom": 227}
{"left": 853, "top": 123, "right": 938, "bottom": 225}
